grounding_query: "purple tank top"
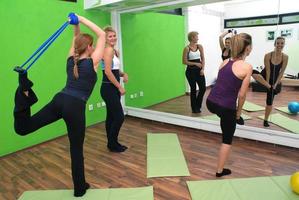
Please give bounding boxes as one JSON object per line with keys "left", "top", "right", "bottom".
{"left": 208, "top": 60, "right": 243, "bottom": 110}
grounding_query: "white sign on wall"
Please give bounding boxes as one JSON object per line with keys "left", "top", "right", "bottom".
{"left": 281, "top": 29, "right": 293, "bottom": 38}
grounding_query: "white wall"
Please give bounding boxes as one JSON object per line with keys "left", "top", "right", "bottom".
{"left": 224, "top": 0, "right": 299, "bottom": 75}
{"left": 187, "top": 0, "right": 299, "bottom": 86}
{"left": 231, "top": 23, "right": 299, "bottom": 75}
{"left": 225, "top": 0, "right": 299, "bottom": 19}
{"left": 276, "top": 24, "right": 299, "bottom": 75}
{"left": 187, "top": 5, "right": 224, "bottom": 86}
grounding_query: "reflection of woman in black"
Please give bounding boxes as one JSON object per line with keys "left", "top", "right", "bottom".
{"left": 219, "top": 30, "right": 232, "bottom": 60}
{"left": 182, "top": 31, "right": 206, "bottom": 113}
{"left": 252, "top": 37, "right": 288, "bottom": 127}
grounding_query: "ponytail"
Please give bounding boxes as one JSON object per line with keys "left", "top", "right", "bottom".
{"left": 230, "top": 33, "right": 252, "bottom": 59}
{"left": 73, "top": 33, "right": 94, "bottom": 79}
{"left": 73, "top": 47, "right": 79, "bottom": 79}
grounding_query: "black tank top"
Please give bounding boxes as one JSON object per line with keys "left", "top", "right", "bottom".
{"left": 221, "top": 48, "right": 231, "bottom": 60}
{"left": 61, "top": 56, "right": 97, "bottom": 102}
{"left": 260, "top": 52, "right": 283, "bottom": 84}
{"left": 269, "top": 52, "right": 283, "bottom": 84}
{"left": 102, "top": 70, "right": 120, "bottom": 83}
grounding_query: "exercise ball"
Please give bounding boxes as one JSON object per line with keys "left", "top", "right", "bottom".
{"left": 290, "top": 172, "right": 299, "bottom": 194}
{"left": 288, "top": 102, "right": 299, "bottom": 114}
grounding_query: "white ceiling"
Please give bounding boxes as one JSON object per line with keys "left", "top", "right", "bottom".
{"left": 84, "top": 0, "right": 232, "bottom": 13}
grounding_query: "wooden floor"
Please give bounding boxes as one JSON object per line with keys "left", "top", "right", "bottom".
{"left": 1, "top": 117, "right": 299, "bottom": 200}
{"left": 148, "top": 86, "right": 299, "bottom": 132}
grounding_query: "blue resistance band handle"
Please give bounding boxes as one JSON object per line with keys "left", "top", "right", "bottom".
{"left": 23, "top": 21, "right": 69, "bottom": 72}
{"left": 68, "top": 13, "right": 79, "bottom": 25}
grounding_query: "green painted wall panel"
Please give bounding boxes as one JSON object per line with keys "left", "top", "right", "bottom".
{"left": 0, "top": 0, "right": 110, "bottom": 156}
{"left": 121, "top": 12, "right": 186, "bottom": 108}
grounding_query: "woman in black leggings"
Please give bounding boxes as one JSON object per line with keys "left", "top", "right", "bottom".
{"left": 182, "top": 31, "right": 206, "bottom": 113}
{"left": 207, "top": 33, "right": 253, "bottom": 177}
{"left": 13, "top": 15, "right": 105, "bottom": 197}
{"left": 101, "top": 26, "right": 129, "bottom": 152}
{"left": 252, "top": 37, "right": 288, "bottom": 127}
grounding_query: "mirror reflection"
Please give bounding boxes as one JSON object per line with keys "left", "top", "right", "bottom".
{"left": 121, "top": 0, "right": 299, "bottom": 135}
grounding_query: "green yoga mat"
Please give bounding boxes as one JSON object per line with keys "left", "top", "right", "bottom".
{"left": 258, "top": 113, "right": 299, "bottom": 134}
{"left": 275, "top": 107, "right": 297, "bottom": 115}
{"left": 242, "top": 101, "right": 265, "bottom": 112}
{"left": 200, "top": 114, "right": 251, "bottom": 121}
{"left": 187, "top": 176, "right": 298, "bottom": 200}
{"left": 18, "top": 186, "right": 154, "bottom": 200}
{"left": 147, "top": 133, "right": 190, "bottom": 178}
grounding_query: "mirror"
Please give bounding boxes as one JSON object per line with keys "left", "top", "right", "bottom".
{"left": 120, "top": 0, "right": 299, "bottom": 139}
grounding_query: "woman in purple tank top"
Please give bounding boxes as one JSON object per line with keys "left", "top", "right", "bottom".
{"left": 206, "top": 33, "right": 253, "bottom": 177}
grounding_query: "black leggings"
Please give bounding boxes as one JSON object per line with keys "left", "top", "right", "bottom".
{"left": 100, "top": 83, "right": 124, "bottom": 148}
{"left": 266, "top": 88, "right": 279, "bottom": 106}
{"left": 252, "top": 70, "right": 280, "bottom": 106}
{"left": 185, "top": 67, "right": 206, "bottom": 112}
{"left": 206, "top": 99, "right": 236, "bottom": 145}
{"left": 14, "top": 89, "right": 87, "bottom": 192}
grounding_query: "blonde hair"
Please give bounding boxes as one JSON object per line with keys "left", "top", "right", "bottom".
{"left": 274, "top": 36, "right": 285, "bottom": 46}
{"left": 104, "top": 26, "right": 116, "bottom": 34}
{"left": 230, "top": 33, "right": 252, "bottom": 59}
{"left": 188, "top": 31, "right": 198, "bottom": 42}
{"left": 73, "top": 33, "right": 93, "bottom": 79}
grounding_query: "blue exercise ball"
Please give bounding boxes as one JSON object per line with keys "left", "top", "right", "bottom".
{"left": 288, "top": 102, "right": 299, "bottom": 114}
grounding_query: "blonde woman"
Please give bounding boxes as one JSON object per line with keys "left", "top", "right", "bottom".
{"left": 100, "top": 26, "right": 129, "bottom": 152}
{"left": 252, "top": 37, "right": 288, "bottom": 127}
{"left": 182, "top": 31, "right": 206, "bottom": 113}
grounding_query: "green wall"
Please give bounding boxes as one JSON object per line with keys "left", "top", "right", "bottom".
{"left": 0, "top": 0, "right": 110, "bottom": 156}
{"left": 121, "top": 12, "right": 186, "bottom": 108}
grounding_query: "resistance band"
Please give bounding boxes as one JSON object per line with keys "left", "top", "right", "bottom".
{"left": 14, "top": 13, "right": 78, "bottom": 73}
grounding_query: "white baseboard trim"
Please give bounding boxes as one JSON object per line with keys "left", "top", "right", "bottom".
{"left": 125, "top": 106, "right": 299, "bottom": 148}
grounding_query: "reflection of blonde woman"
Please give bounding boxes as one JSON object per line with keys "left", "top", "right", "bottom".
{"left": 182, "top": 31, "right": 206, "bottom": 113}
{"left": 206, "top": 33, "right": 253, "bottom": 177}
{"left": 252, "top": 37, "right": 288, "bottom": 127}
